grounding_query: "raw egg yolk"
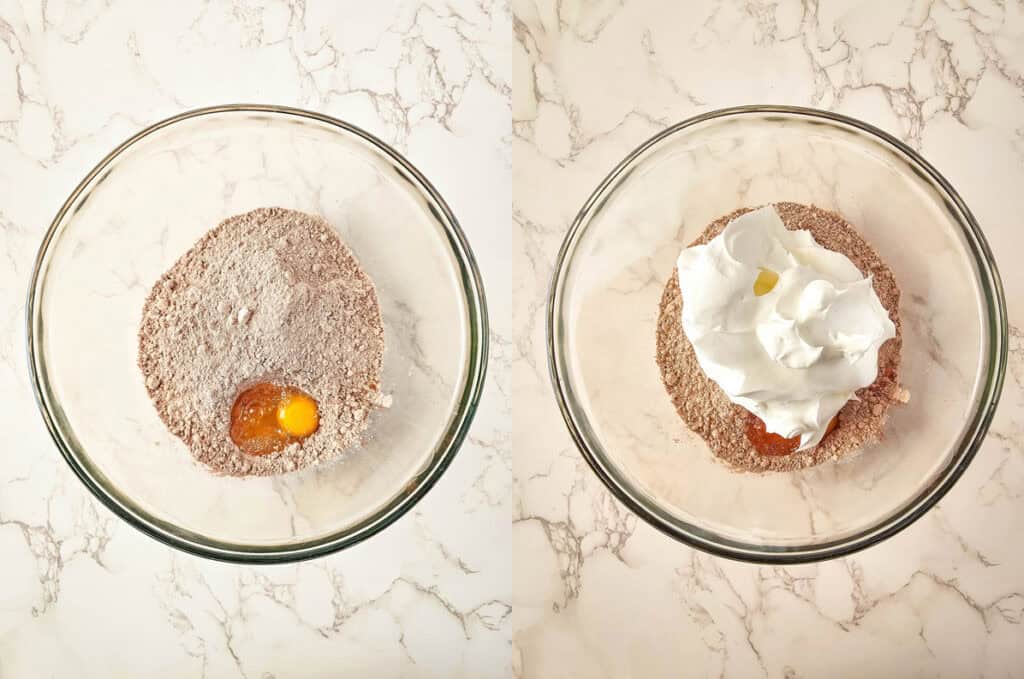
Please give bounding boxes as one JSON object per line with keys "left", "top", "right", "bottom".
{"left": 230, "top": 383, "right": 319, "bottom": 456}
{"left": 277, "top": 392, "right": 319, "bottom": 437}
{"left": 753, "top": 268, "right": 779, "bottom": 296}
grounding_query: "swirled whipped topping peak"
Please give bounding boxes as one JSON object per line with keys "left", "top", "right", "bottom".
{"left": 677, "top": 206, "right": 895, "bottom": 450}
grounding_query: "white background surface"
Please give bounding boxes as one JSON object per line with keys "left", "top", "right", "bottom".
{"left": 0, "top": 1, "right": 511, "bottom": 677}
{"left": 513, "top": 0, "right": 1024, "bottom": 677}
{"left": 4, "top": 0, "right": 1024, "bottom": 677}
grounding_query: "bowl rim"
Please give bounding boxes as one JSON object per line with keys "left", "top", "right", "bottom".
{"left": 26, "top": 103, "right": 489, "bottom": 563}
{"left": 547, "top": 104, "right": 1008, "bottom": 564}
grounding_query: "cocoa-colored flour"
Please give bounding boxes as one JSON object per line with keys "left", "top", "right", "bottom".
{"left": 138, "top": 207, "right": 386, "bottom": 476}
{"left": 655, "top": 203, "right": 905, "bottom": 472}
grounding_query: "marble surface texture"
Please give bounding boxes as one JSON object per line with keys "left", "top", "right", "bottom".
{"left": 513, "top": 0, "right": 1024, "bottom": 678}
{"left": 0, "top": 1, "right": 510, "bottom": 678}
{"left": 4, "top": 0, "right": 1024, "bottom": 677}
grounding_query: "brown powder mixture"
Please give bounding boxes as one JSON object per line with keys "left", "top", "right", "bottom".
{"left": 655, "top": 202, "right": 905, "bottom": 472}
{"left": 138, "top": 207, "right": 386, "bottom": 476}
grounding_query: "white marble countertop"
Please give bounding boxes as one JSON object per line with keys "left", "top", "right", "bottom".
{"left": 513, "top": 0, "right": 1024, "bottom": 677}
{"left": 0, "top": 2, "right": 510, "bottom": 677}
{"left": 5, "top": 0, "right": 1024, "bottom": 676}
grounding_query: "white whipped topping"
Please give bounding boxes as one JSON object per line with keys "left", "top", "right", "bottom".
{"left": 677, "top": 206, "right": 895, "bottom": 450}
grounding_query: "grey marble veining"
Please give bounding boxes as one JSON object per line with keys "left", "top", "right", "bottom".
{"left": 0, "top": 1, "right": 511, "bottom": 677}
{"left": 3, "top": 0, "right": 1024, "bottom": 676}
{"left": 513, "top": 0, "right": 1024, "bottom": 677}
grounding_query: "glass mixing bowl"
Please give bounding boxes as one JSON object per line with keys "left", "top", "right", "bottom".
{"left": 28, "top": 105, "right": 487, "bottom": 562}
{"left": 548, "top": 105, "right": 1006, "bottom": 563}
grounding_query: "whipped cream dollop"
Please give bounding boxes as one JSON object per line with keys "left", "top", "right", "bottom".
{"left": 677, "top": 206, "right": 895, "bottom": 450}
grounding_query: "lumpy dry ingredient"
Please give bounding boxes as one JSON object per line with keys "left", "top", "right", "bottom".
{"left": 138, "top": 207, "right": 386, "bottom": 476}
{"left": 655, "top": 203, "right": 905, "bottom": 473}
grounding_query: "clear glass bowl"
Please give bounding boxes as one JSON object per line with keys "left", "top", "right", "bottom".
{"left": 548, "top": 106, "right": 1006, "bottom": 563}
{"left": 28, "top": 105, "right": 487, "bottom": 562}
